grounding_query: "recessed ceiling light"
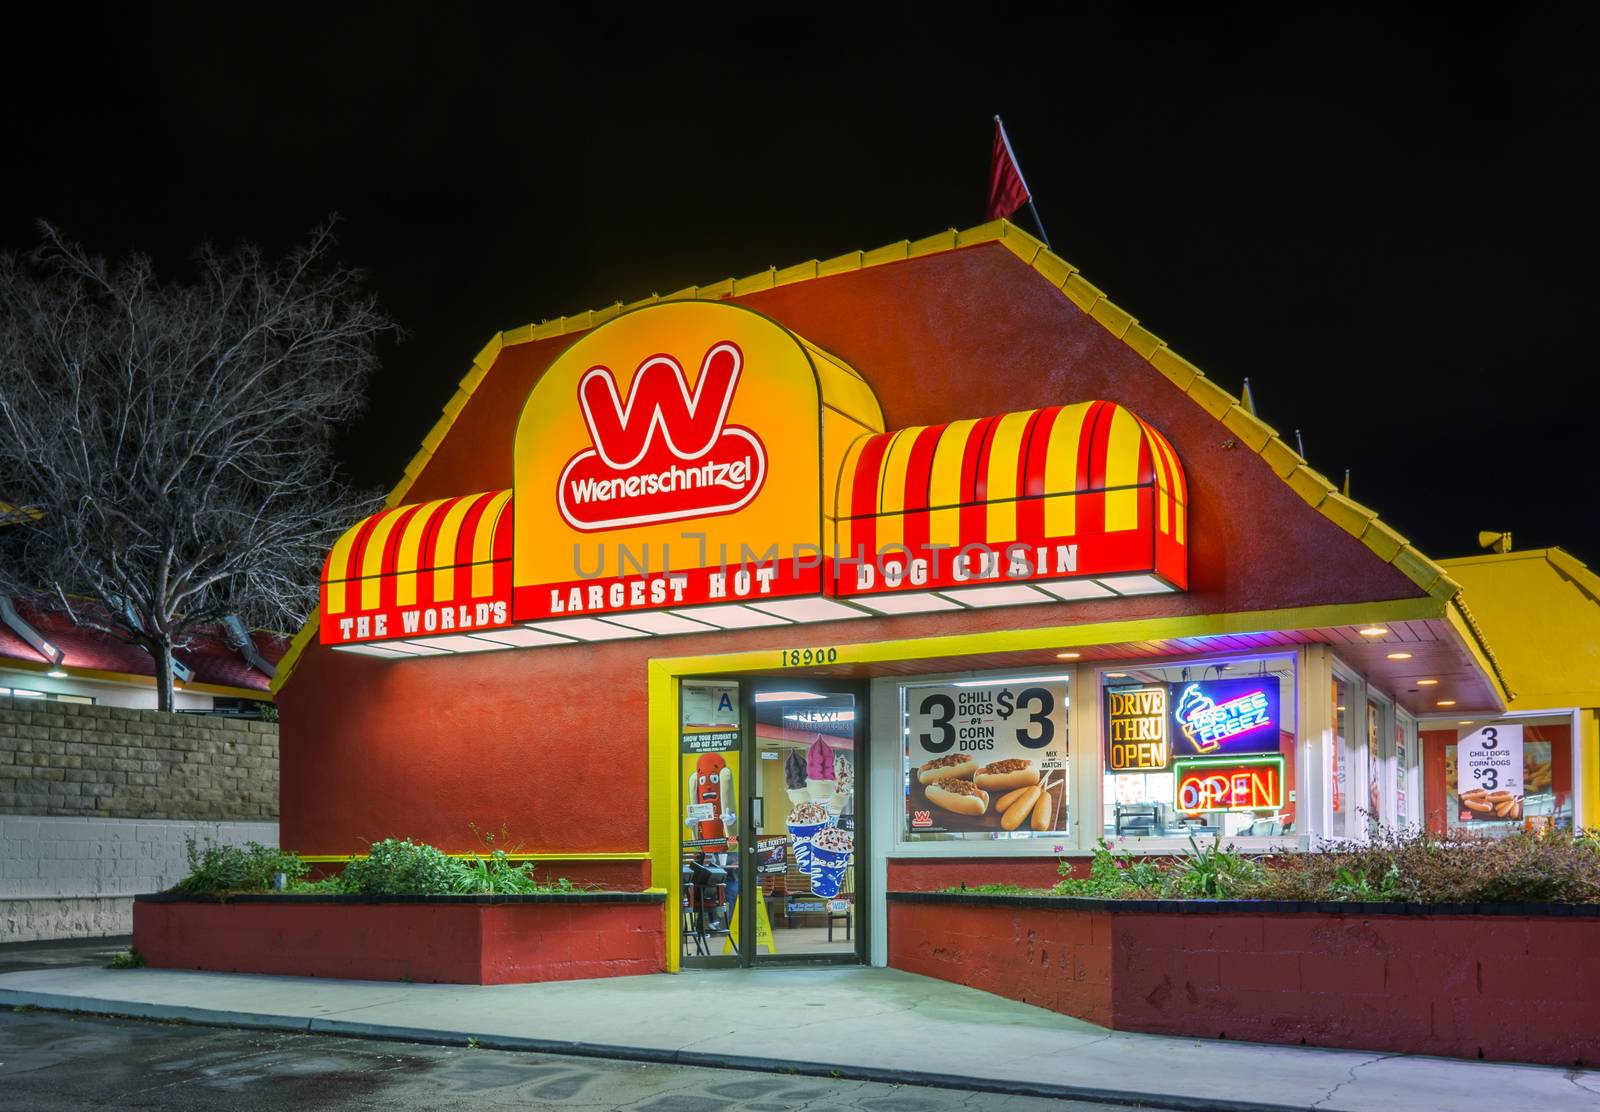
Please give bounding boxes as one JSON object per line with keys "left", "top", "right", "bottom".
{"left": 47, "top": 669, "right": 68, "bottom": 678}
{"left": 1056, "top": 651, "right": 1081, "bottom": 659}
{"left": 1105, "top": 671, "right": 1127, "bottom": 678}
{"left": 1437, "top": 699, "right": 1457, "bottom": 707}
{"left": 1417, "top": 679, "right": 1439, "bottom": 686}
{"left": 1359, "top": 626, "right": 1388, "bottom": 637}
{"left": 1386, "top": 651, "right": 1413, "bottom": 660}
{"left": 1458, "top": 720, "right": 1475, "bottom": 726}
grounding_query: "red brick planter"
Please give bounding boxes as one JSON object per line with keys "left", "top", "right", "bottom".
{"left": 134, "top": 892, "right": 665, "bottom": 985}
{"left": 889, "top": 891, "right": 1600, "bottom": 1067}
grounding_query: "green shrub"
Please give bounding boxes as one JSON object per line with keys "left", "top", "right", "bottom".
{"left": 339, "top": 838, "right": 467, "bottom": 895}
{"left": 170, "top": 836, "right": 308, "bottom": 894}
{"left": 107, "top": 948, "right": 145, "bottom": 969}
{"left": 1053, "top": 839, "right": 1166, "bottom": 898}
{"left": 1166, "top": 836, "right": 1265, "bottom": 899}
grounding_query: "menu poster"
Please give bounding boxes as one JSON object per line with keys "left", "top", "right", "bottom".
{"left": 755, "top": 836, "right": 789, "bottom": 875}
{"left": 905, "top": 680, "right": 1068, "bottom": 836}
{"left": 1457, "top": 723, "right": 1524, "bottom": 822}
{"left": 682, "top": 681, "right": 740, "bottom": 753}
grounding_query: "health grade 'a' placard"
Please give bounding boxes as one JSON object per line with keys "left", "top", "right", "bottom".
{"left": 905, "top": 681, "right": 1067, "bottom": 836}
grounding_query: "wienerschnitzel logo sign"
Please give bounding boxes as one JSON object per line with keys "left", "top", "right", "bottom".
{"left": 557, "top": 340, "right": 768, "bottom": 531}
{"left": 512, "top": 301, "right": 863, "bottom": 621}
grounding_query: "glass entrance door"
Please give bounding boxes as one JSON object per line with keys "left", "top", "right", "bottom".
{"left": 746, "top": 682, "right": 862, "bottom": 963}
{"left": 677, "top": 677, "right": 865, "bottom": 968}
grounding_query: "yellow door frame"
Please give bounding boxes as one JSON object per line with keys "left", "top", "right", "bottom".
{"left": 647, "top": 595, "right": 1450, "bottom": 971}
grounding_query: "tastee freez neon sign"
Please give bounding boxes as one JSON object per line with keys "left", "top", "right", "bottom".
{"left": 1174, "top": 681, "right": 1275, "bottom": 755}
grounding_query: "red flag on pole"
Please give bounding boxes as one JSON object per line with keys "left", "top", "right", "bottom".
{"left": 985, "top": 116, "right": 1031, "bottom": 221}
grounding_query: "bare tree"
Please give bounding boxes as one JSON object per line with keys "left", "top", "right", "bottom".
{"left": 0, "top": 223, "right": 388, "bottom": 710}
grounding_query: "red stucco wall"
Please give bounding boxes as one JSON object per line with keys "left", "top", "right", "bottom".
{"left": 889, "top": 898, "right": 1600, "bottom": 1066}
{"left": 279, "top": 243, "right": 1423, "bottom": 864}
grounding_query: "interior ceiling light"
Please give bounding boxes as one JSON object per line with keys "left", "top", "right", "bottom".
{"left": 1104, "top": 671, "right": 1128, "bottom": 679}
{"left": 670, "top": 604, "right": 791, "bottom": 629}
{"left": 1358, "top": 626, "right": 1389, "bottom": 637}
{"left": 954, "top": 674, "right": 1071, "bottom": 687}
{"left": 1416, "top": 679, "right": 1439, "bottom": 686}
{"left": 753, "top": 690, "right": 829, "bottom": 703}
{"left": 1437, "top": 699, "right": 1457, "bottom": 707}
{"left": 1386, "top": 651, "right": 1414, "bottom": 660}
{"left": 1055, "top": 651, "right": 1082, "bottom": 659}
{"left": 47, "top": 668, "right": 68, "bottom": 678}
{"left": 850, "top": 592, "right": 963, "bottom": 615}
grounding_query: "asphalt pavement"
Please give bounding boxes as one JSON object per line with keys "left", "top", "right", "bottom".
{"left": 0, "top": 1008, "right": 1126, "bottom": 1112}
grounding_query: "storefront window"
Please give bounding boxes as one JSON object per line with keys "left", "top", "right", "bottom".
{"left": 1365, "top": 698, "right": 1386, "bottom": 835}
{"left": 1100, "top": 654, "right": 1296, "bottom": 840}
{"left": 1423, "top": 714, "right": 1574, "bottom": 836}
{"left": 1394, "top": 712, "right": 1418, "bottom": 831}
{"left": 901, "top": 674, "right": 1069, "bottom": 842}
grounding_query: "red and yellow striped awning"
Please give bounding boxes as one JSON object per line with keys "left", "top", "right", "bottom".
{"left": 828, "top": 401, "right": 1187, "bottom": 596}
{"left": 320, "top": 490, "right": 513, "bottom": 644}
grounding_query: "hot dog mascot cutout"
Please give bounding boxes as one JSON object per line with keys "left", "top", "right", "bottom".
{"left": 687, "top": 752, "right": 737, "bottom": 846}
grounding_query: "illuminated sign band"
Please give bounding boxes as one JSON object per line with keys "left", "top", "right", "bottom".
{"left": 320, "top": 301, "right": 1192, "bottom": 649}
{"left": 1174, "top": 755, "right": 1284, "bottom": 814}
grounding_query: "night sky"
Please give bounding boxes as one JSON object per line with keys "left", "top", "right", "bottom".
{"left": 5, "top": 8, "right": 1595, "bottom": 562}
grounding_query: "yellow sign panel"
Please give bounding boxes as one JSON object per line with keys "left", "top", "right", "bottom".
{"left": 724, "top": 893, "right": 776, "bottom": 955}
{"left": 512, "top": 302, "right": 880, "bottom": 622}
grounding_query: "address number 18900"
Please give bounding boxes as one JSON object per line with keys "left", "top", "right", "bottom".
{"left": 780, "top": 647, "right": 840, "bottom": 667}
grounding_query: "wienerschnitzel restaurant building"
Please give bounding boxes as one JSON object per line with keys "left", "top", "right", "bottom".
{"left": 273, "top": 221, "right": 1595, "bottom": 973}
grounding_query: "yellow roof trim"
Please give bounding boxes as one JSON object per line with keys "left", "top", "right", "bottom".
{"left": 272, "top": 218, "right": 1463, "bottom": 694}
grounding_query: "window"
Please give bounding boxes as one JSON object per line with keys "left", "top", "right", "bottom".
{"left": 1422, "top": 714, "right": 1574, "bottom": 835}
{"left": 901, "top": 673, "right": 1070, "bottom": 842}
{"left": 1100, "top": 654, "right": 1296, "bottom": 841}
{"left": 0, "top": 686, "right": 94, "bottom": 705}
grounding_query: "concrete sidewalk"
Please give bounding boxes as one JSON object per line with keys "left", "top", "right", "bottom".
{"left": 1, "top": 964, "right": 1596, "bottom": 1112}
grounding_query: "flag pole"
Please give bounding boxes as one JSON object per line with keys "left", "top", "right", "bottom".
{"left": 995, "top": 115, "right": 1051, "bottom": 249}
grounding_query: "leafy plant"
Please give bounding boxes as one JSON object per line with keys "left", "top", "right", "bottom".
{"left": 339, "top": 838, "right": 467, "bottom": 895}
{"left": 1053, "top": 839, "right": 1166, "bottom": 898}
{"left": 453, "top": 825, "right": 578, "bottom": 895}
{"left": 170, "top": 836, "right": 308, "bottom": 894}
{"left": 107, "top": 949, "right": 145, "bottom": 969}
{"left": 1166, "top": 836, "right": 1265, "bottom": 899}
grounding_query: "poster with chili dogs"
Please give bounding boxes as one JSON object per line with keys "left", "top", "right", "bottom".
{"left": 1456, "top": 723, "right": 1525, "bottom": 822}
{"left": 904, "top": 680, "right": 1068, "bottom": 836}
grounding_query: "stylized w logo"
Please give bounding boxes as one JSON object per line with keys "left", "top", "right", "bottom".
{"left": 578, "top": 341, "right": 743, "bottom": 468}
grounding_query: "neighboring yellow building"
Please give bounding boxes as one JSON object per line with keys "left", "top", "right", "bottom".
{"left": 1439, "top": 547, "right": 1600, "bottom": 826}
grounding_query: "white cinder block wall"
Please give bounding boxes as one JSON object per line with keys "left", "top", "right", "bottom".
{"left": 0, "top": 816, "right": 279, "bottom": 942}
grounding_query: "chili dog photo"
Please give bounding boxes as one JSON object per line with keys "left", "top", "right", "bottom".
{"left": 904, "top": 679, "right": 1068, "bottom": 835}
{"left": 925, "top": 777, "right": 990, "bottom": 815}
{"left": 917, "top": 753, "right": 979, "bottom": 784}
{"left": 975, "top": 758, "right": 1038, "bottom": 792}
